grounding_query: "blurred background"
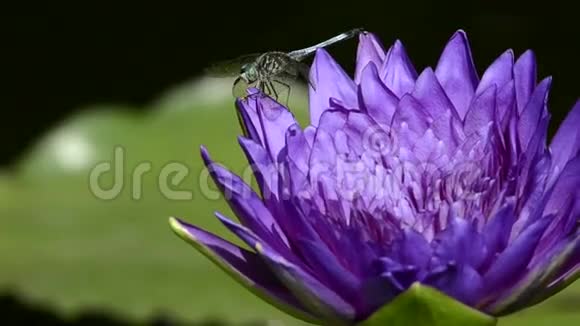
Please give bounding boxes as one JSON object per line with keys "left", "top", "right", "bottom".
{"left": 1, "top": 2, "right": 578, "bottom": 325}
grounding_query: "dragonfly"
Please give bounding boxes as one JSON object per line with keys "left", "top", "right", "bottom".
{"left": 205, "top": 28, "right": 365, "bottom": 104}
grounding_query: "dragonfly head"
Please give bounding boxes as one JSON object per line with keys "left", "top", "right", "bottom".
{"left": 240, "top": 63, "right": 258, "bottom": 83}
{"left": 232, "top": 62, "right": 259, "bottom": 98}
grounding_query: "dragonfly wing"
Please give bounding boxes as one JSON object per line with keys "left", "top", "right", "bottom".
{"left": 204, "top": 53, "right": 261, "bottom": 77}
{"left": 297, "top": 62, "right": 315, "bottom": 90}
{"left": 278, "top": 62, "right": 315, "bottom": 90}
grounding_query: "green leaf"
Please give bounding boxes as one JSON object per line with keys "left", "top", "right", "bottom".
{"left": 359, "top": 283, "right": 497, "bottom": 326}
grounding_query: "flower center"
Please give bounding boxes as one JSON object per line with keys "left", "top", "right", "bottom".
{"left": 293, "top": 127, "right": 505, "bottom": 245}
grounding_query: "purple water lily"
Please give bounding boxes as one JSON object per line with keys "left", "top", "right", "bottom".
{"left": 170, "top": 30, "right": 579, "bottom": 324}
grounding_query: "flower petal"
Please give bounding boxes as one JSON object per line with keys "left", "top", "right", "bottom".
{"left": 537, "top": 155, "right": 580, "bottom": 254}
{"left": 424, "top": 263, "right": 484, "bottom": 306}
{"left": 486, "top": 233, "right": 578, "bottom": 315}
{"left": 201, "top": 146, "right": 290, "bottom": 250}
{"left": 309, "top": 49, "right": 357, "bottom": 126}
{"left": 215, "top": 213, "right": 356, "bottom": 321}
{"left": 549, "top": 99, "right": 580, "bottom": 185}
{"left": 235, "top": 96, "right": 262, "bottom": 143}
{"left": 475, "top": 50, "right": 514, "bottom": 96}
{"left": 432, "top": 218, "right": 488, "bottom": 270}
{"left": 514, "top": 50, "right": 537, "bottom": 114}
{"left": 309, "top": 109, "right": 347, "bottom": 169}
{"left": 464, "top": 85, "right": 497, "bottom": 137}
{"left": 518, "top": 77, "right": 552, "bottom": 151}
{"left": 295, "top": 238, "right": 361, "bottom": 304}
{"left": 536, "top": 197, "right": 578, "bottom": 260}
{"left": 435, "top": 30, "right": 479, "bottom": 118}
{"left": 412, "top": 68, "right": 462, "bottom": 148}
{"left": 516, "top": 152, "right": 551, "bottom": 231}
{"left": 358, "top": 63, "right": 398, "bottom": 126}
{"left": 344, "top": 111, "right": 384, "bottom": 156}
{"left": 497, "top": 81, "right": 516, "bottom": 127}
{"left": 388, "top": 229, "right": 432, "bottom": 270}
{"left": 355, "top": 32, "right": 387, "bottom": 84}
{"left": 236, "top": 93, "right": 299, "bottom": 160}
{"left": 482, "top": 216, "right": 551, "bottom": 302}
{"left": 238, "top": 136, "right": 280, "bottom": 205}
{"left": 380, "top": 40, "right": 418, "bottom": 97}
{"left": 537, "top": 233, "right": 579, "bottom": 287}
{"left": 285, "top": 123, "right": 311, "bottom": 175}
{"left": 544, "top": 154, "right": 580, "bottom": 217}
{"left": 482, "top": 203, "right": 516, "bottom": 260}
{"left": 542, "top": 238, "right": 580, "bottom": 297}
{"left": 391, "top": 94, "right": 431, "bottom": 147}
{"left": 168, "top": 217, "right": 319, "bottom": 323}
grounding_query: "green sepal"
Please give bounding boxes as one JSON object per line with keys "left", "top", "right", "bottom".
{"left": 358, "top": 283, "right": 497, "bottom": 326}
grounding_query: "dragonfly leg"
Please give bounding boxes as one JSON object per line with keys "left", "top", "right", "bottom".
{"left": 273, "top": 79, "right": 291, "bottom": 106}
{"left": 268, "top": 80, "right": 279, "bottom": 101}
{"left": 257, "top": 80, "right": 267, "bottom": 97}
{"left": 260, "top": 79, "right": 272, "bottom": 98}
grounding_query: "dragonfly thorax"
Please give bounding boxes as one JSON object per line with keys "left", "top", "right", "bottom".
{"left": 256, "top": 52, "right": 292, "bottom": 77}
